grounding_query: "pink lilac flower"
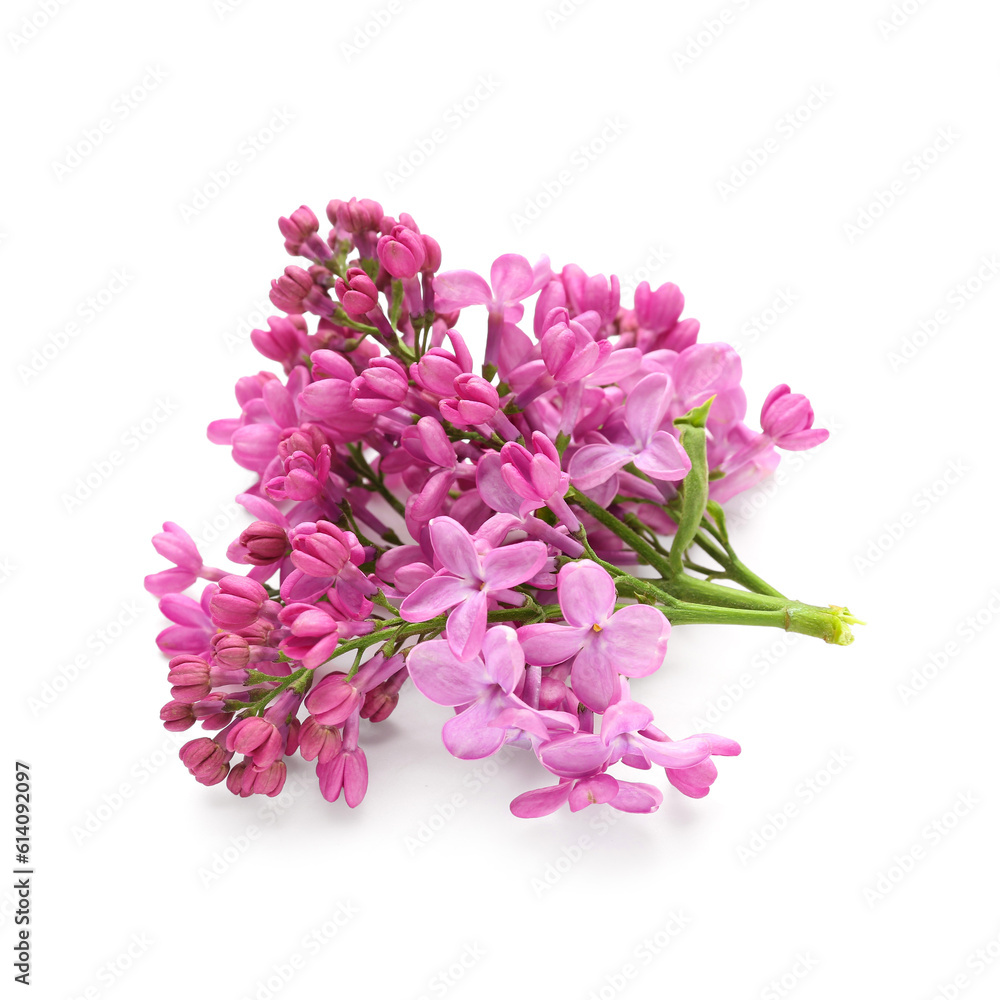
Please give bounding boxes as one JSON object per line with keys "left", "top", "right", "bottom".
{"left": 150, "top": 195, "right": 843, "bottom": 818}
{"left": 145, "top": 522, "right": 226, "bottom": 597}
{"left": 434, "top": 253, "right": 552, "bottom": 367}
{"left": 315, "top": 711, "right": 368, "bottom": 806}
{"left": 509, "top": 774, "right": 663, "bottom": 817}
{"left": 399, "top": 517, "right": 547, "bottom": 660}
{"left": 569, "top": 372, "right": 691, "bottom": 494}
{"left": 405, "top": 625, "right": 526, "bottom": 759}
{"left": 760, "top": 384, "right": 829, "bottom": 450}
{"left": 518, "top": 561, "right": 671, "bottom": 711}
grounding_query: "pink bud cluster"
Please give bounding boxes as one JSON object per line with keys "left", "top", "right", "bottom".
{"left": 149, "top": 197, "right": 829, "bottom": 818}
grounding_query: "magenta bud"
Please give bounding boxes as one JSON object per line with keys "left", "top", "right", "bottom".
{"left": 360, "top": 675, "right": 402, "bottom": 723}
{"left": 238, "top": 521, "right": 288, "bottom": 566}
{"left": 168, "top": 654, "right": 212, "bottom": 703}
{"left": 634, "top": 281, "right": 684, "bottom": 333}
{"left": 250, "top": 314, "right": 308, "bottom": 367}
{"left": 420, "top": 234, "right": 442, "bottom": 273}
{"left": 226, "top": 760, "right": 287, "bottom": 798}
{"left": 334, "top": 266, "right": 379, "bottom": 320}
{"left": 304, "top": 672, "right": 362, "bottom": 727}
{"left": 179, "top": 737, "right": 232, "bottom": 786}
{"left": 439, "top": 373, "right": 499, "bottom": 426}
{"left": 377, "top": 225, "right": 425, "bottom": 278}
{"left": 350, "top": 356, "right": 409, "bottom": 414}
{"left": 269, "top": 265, "right": 314, "bottom": 313}
{"left": 225, "top": 716, "right": 285, "bottom": 769}
{"left": 298, "top": 715, "right": 343, "bottom": 763}
{"left": 328, "top": 197, "right": 384, "bottom": 233}
{"left": 278, "top": 205, "right": 320, "bottom": 253}
{"left": 210, "top": 575, "right": 269, "bottom": 630}
{"left": 160, "top": 699, "right": 195, "bottom": 732}
{"left": 211, "top": 632, "right": 251, "bottom": 669}
{"left": 760, "top": 384, "right": 829, "bottom": 450}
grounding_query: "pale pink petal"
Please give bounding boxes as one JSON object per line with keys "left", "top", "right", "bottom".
{"left": 567, "top": 442, "right": 630, "bottom": 490}
{"left": 477, "top": 452, "right": 526, "bottom": 515}
{"left": 559, "top": 560, "right": 616, "bottom": 627}
{"left": 480, "top": 625, "right": 525, "bottom": 693}
{"left": 570, "top": 639, "right": 619, "bottom": 712}
{"left": 602, "top": 604, "right": 670, "bottom": 677}
{"left": 399, "top": 574, "right": 472, "bottom": 621}
{"left": 609, "top": 781, "right": 663, "bottom": 813}
{"left": 509, "top": 782, "right": 573, "bottom": 818}
{"left": 600, "top": 697, "right": 655, "bottom": 743}
{"left": 428, "top": 517, "right": 481, "bottom": 580}
{"left": 442, "top": 699, "right": 508, "bottom": 759}
{"left": 433, "top": 270, "right": 492, "bottom": 311}
{"left": 144, "top": 567, "right": 196, "bottom": 596}
{"left": 624, "top": 371, "right": 673, "bottom": 444}
{"left": 634, "top": 431, "right": 691, "bottom": 482}
{"left": 517, "top": 623, "right": 587, "bottom": 666}
{"left": 666, "top": 759, "right": 718, "bottom": 798}
{"left": 481, "top": 540, "right": 548, "bottom": 591}
{"left": 638, "top": 734, "right": 712, "bottom": 768}
{"left": 568, "top": 773, "right": 619, "bottom": 811}
{"left": 445, "top": 588, "right": 489, "bottom": 661}
{"left": 538, "top": 733, "right": 612, "bottom": 778}
{"left": 490, "top": 254, "right": 534, "bottom": 304}
{"left": 405, "top": 640, "right": 487, "bottom": 705}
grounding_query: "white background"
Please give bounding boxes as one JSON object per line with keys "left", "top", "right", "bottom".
{"left": 5, "top": 1, "right": 1000, "bottom": 998}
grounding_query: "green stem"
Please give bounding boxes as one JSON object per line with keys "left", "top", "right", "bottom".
{"left": 347, "top": 446, "right": 406, "bottom": 516}
{"left": 570, "top": 489, "right": 674, "bottom": 577}
{"left": 693, "top": 529, "right": 786, "bottom": 598}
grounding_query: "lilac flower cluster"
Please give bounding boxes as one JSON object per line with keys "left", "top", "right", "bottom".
{"left": 150, "top": 197, "right": 851, "bottom": 818}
